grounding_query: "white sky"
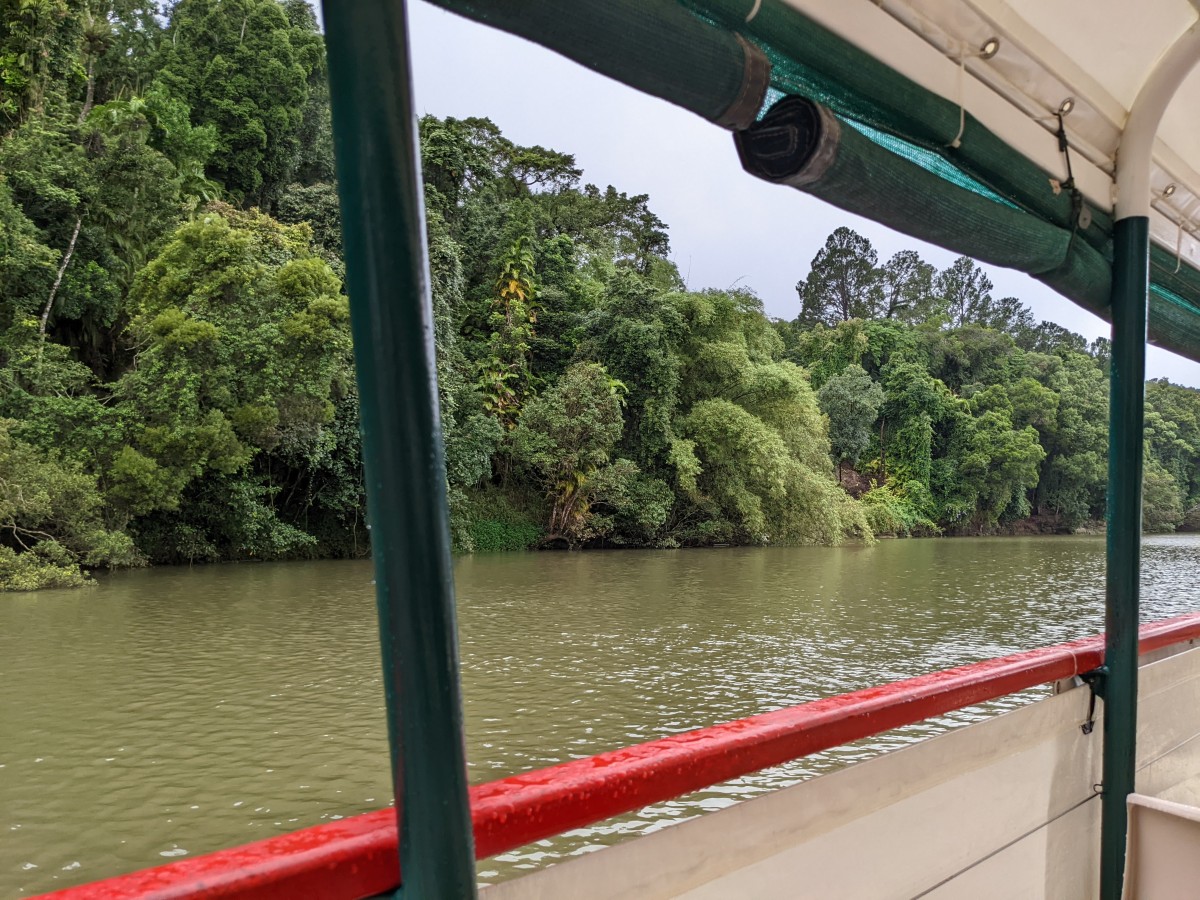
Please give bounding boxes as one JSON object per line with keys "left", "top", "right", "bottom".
{"left": 317, "top": 2, "right": 1200, "bottom": 387}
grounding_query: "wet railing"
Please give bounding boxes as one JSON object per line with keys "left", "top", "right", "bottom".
{"left": 37, "top": 611, "right": 1200, "bottom": 900}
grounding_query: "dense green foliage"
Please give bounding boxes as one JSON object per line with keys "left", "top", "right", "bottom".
{"left": 782, "top": 229, "right": 1200, "bottom": 536}
{"left": 0, "top": 0, "right": 364, "bottom": 589}
{"left": 2, "top": 2, "right": 1199, "bottom": 591}
{"left": 418, "top": 113, "right": 866, "bottom": 552}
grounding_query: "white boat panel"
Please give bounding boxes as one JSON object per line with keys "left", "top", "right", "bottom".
{"left": 1152, "top": 764, "right": 1200, "bottom": 807}
{"left": 481, "top": 647, "right": 1200, "bottom": 899}
{"left": 921, "top": 800, "right": 1099, "bottom": 900}
{"left": 482, "top": 685, "right": 1099, "bottom": 899}
{"left": 1135, "top": 647, "right": 1200, "bottom": 800}
{"left": 1123, "top": 793, "right": 1200, "bottom": 899}
{"left": 1135, "top": 638, "right": 1200, "bottom": 667}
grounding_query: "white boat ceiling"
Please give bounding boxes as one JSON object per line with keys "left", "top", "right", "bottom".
{"left": 784, "top": 0, "right": 1200, "bottom": 274}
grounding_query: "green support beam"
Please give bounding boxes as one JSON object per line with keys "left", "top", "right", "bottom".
{"left": 321, "top": 2, "right": 478, "bottom": 897}
{"left": 1099, "top": 215, "right": 1149, "bottom": 900}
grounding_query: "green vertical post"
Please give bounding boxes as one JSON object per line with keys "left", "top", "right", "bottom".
{"left": 321, "top": 2, "right": 477, "bottom": 898}
{"left": 1099, "top": 215, "right": 1149, "bottom": 900}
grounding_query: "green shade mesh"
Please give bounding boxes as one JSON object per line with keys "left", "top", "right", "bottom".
{"left": 735, "top": 96, "right": 1110, "bottom": 319}
{"left": 842, "top": 120, "right": 1019, "bottom": 212}
{"left": 426, "top": 0, "right": 769, "bottom": 130}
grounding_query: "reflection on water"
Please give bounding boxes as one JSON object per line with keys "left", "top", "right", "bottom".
{"left": 1, "top": 535, "right": 1198, "bottom": 893}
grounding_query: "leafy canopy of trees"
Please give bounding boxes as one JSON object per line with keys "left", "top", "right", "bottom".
{"left": 1, "top": 0, "right": 1198, "bottom": 590}
{"left": 0, "top": 0, "right": 361, "bottom": 587}
{"left": 782, "top": 231, "right": 1200, "bottom": 537}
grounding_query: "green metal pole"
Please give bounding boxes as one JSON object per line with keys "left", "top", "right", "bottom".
{"left": 1099, "top": 215, "right": 1149, "bottom": 900}
{"left": 321, "top": 2, "right": 477, "bottom": 897}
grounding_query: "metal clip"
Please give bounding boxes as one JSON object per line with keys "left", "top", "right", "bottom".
{"left": 1079, "top": 666, "right": 1108, "bottom": 735}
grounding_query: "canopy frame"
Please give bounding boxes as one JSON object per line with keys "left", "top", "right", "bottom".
{"left": 316, "top": 2, "right": 1200, "bottom": 898}
{"left": 1103, "top": 16, "right": 1200, "bottom": 898}
{"left": 322, "top": 2, "right": 478, "bottom": 896}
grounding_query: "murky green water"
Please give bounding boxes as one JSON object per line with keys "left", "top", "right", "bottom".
{"left": 3, "top": 535, "right": 1199, "bottom": 895}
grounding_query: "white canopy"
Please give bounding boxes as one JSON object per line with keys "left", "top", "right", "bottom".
{"left": 786, "top": 0, "right": 1200, "bottom": 263}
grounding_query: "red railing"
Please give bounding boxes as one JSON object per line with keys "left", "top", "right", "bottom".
{"left": 38, "top": 612, "right": 1200, "bottom": 900}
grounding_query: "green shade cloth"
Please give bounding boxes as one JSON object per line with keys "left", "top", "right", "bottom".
{"left": 735, "top": 96, "right": 1110, "bottom": 319}
{"left": 428, "top": 0, "right": 770, "bottom": 130}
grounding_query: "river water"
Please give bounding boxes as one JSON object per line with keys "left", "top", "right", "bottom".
{"left": 3, "top": 535, "right": 1199, "bottom": 895}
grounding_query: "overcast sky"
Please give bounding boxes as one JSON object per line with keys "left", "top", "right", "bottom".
{"left": 317, "top": 2, "right": 1200, "bottom": 387}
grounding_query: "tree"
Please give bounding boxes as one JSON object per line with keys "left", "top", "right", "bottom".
{"left": 136, "top": 82, "right": 221, "bottom": 205}
{"left": 979, "top": 295, "right": 1036, "bottom": 334}
{"left": 879, "top": 357, "right": 954, "bottom": 488}
{"left": 477, "top": 235, "right": 538, "bottom": 430}
{"left": 936, "top": 407, "right": 1045, "bottom": 527}
{"left": 10, "top": 80, "right": 1200, "bottom": 585}
{"left": 0, "top": 418, "right": 138, "bottom": 590}
{"left": 1036, "top": 351, "right": 1108, "bottom": 526}
{"left": 512, "top": 361, "right": 635, "bottom": 543}
{"left": 921, "top": 325, "right": 1016, "bottom": 391}
{"left": 283, "top": 0, "right": 333, "bottom": 186}
{"left": 879, "top": 250, "right": 935, "bottom": 322}
{"left": 156, "top": 0, "right": 323, "bottom": 207}
{"left": 1147, "top": 379, "right": 1200, "bottom": 503}
{"left": 0, "top": 0, "right": 83, "bottom": 128}
{"left": 818, "top": 364, "right": 884, "bottom": 476}
{"left": 0, "top": 180, "right": 56, "bottom": 323}
{"left": 425, "top": 202, "right": 502, "bottom": 550}
{"left": 788, "top": 319, "right": 869, "bottom": 388}
{"left": 580, "top": 270, "right": 683, "bottom": 473}
{"left": 1, "top": 77, "right": 223, "bottom": 365}
{"left": 90, "top": 1, "right": 165, "bottom": 104}
{"left": 419, "top": 114, "right": 582, "bottom": 216}
{"left": 1014, "top": 320, "right": 1089, "bottom": 355}
{"left": 82, "top": 97, "right": 187, "bottom": 288}
{"left": 795, "top": 227, "right": 881, "bottom": 326}
{"left": 1089, "top": 336, "right": 1112, "bottom": 374}
{"left": 673, "top": 289, "right": 869, "bottom": 545}
{"left": 935, "top": 256, "right": 993, "bottom": 327}
{"left": 113, "top": 203, "right": 355, "bottom": 561}
{"left": 277, "top": 181, "right": 342, "bottom": 262}
{"left": 1144, "top": 454, "right": 1185, "bottom": 532}
{"left": 1001, "top": 377, "right": 1059, "bottom": 434}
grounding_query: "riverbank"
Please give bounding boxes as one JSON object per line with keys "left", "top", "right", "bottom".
{"left": 6, "top": 485, "right": 1196, "bottom": 593}
{"left": 0, "top": 524, "right": 1156, "bottom": 593}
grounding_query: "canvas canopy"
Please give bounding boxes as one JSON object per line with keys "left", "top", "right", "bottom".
{"left": 430, "top": 0, "right": 1200, "bottom": 363}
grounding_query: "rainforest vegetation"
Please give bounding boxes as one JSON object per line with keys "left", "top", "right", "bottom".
{"left": 2, "top": 0, "right": 1200, "bottom": 590}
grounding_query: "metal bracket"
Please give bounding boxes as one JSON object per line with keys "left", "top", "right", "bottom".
{"left": 1080, "top": 666, "right": 1109, "bottom": 734}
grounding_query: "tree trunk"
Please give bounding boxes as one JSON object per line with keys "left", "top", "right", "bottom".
{"left": 78, "top": 57, "right": 96, "bottom": 123}
{"left": 879, "top": 419, "right": 887, "bottom": 481}
{"left": 40, "top": 215, "right": 83, "bottom": 336}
